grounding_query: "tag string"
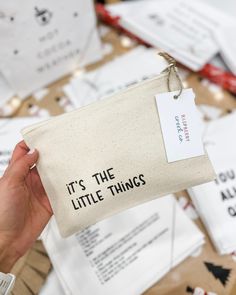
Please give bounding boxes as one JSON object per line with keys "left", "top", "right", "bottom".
{"left": 158, "top": 52, "right": 183, "bottom": 99}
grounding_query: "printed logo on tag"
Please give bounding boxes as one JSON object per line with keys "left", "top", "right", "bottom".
{"left": 155, "top": 88, "right": 205, "bottom": 163}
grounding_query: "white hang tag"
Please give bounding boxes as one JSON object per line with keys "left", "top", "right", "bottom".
{"left": 155, "top": 88, "right": 205, "bottom": 163}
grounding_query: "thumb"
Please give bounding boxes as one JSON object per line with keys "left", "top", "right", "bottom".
{"left": 8, "top": 149, "right": 39, "bottom": 182}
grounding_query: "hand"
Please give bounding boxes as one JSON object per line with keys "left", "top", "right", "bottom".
{"left": 0, "top": 141, "right": 53, "bottom": 272}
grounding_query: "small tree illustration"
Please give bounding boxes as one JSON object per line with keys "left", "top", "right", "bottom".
{"left": 204, "top": 262, "right": 231, "bottom": 287}
{"left": 186, "top": 286, "right": 194, "bottom": 293}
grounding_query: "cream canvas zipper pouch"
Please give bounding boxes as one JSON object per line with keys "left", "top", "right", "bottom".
{"left": 22, "top": 65, "right": 215, "bottom": 237}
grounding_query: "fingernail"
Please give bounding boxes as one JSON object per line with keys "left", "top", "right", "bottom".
{"left": 28, "top": 148, "right": 35, "bottom": 155}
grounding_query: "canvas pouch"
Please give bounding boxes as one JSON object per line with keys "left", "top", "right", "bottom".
{"left": 22, "top": 67, "right": 215, "bottom": 237}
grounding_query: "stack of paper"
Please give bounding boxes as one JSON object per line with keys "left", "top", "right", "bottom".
{"left": 63, "top": 46, "right": 181, "bottom": 108}
{"left": 106, "top": 0, "right": 235, "bottom": 71}
{"left": 189, "top": 113, "right": 236, "bottom": 254}
{"left": 0, "top": 117, "right": 43, "bottom": 176}
{"left": 42, "top": 195, "right": 204, "bottom": 295}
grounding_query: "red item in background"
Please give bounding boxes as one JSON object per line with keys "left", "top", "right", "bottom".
{"left": 199, "top": 64, "right": 236, "bottom": 95}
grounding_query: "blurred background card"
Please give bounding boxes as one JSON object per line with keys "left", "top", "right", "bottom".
{"left": 0, "top": 72, "right": 15, "bottom": 107}
{"left": 64, "top": 46, "right": 175, "bottom": 108}
{"left": 0, "top": 0, "right": 102, "bottom": 98}
{"left": 0, "top": 117, "right": 44, "bottom": 176}
{"left": 216, "top": 25, "right": 236, "bottom": 75}
{"left": 106, "top": 0, "right": 235, "bottom": 71}
{"left": 189, "top": 113, "right": 236, "bottom": 254}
